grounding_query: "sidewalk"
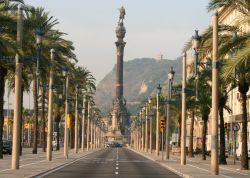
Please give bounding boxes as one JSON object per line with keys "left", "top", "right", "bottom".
{"left": 0, "top": 147, "right": 99, "bottom": 178}
{"left": 129, "top": 148, "right": 250, "bottom": 178}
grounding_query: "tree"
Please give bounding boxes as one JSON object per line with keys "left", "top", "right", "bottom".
{"left": 208, "top": 0, "right": 250, "bottom": 170}
{"left": 0, "top": 0, "right": 22, "bottom": 159}
{"left": 23, "top": 7, "right": 59, "bottom": 154}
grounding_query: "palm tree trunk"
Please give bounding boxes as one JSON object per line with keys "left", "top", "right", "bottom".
{"left": 56, "top": 121, "right": 60, "bottom": 150}
{"left": 32, "top": 77, "right": 38, "bottom": 154}
{"left": 202, "top": 114, "right": 208, "bottom": 160}
{"left": 240, "top": 92, "right": 249, "bottom": 170}
{"left": 40, "top": 84, "right": 46, "bottom": 152}
{"left": 177, "top": 113, "right": 181, "bottom": 147}
{"left": 0, "top": 66, "right": 7, "bottom": 159}
{"left": 238, "top": 77, "right": 249, "bottom": 170}
{"left": 70, "top": 120, "right": 74, "bottom": 149}
{"left": 189, "top": 110, "right": 194, "bottom": 158}
{"left": 19, "top": 85, "right": 24, "bottom": 156}
{"left": 219, "top": 106, "right": 227, "bottom": 164}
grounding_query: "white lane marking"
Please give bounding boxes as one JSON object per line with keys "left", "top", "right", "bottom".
{"left": 116, "top": 163, "right": 119, "bottom": 166}
{"left": 35, "top": 151, "right": 100, "bottom": 178}
{"left": 116, "top": 167, "right": 119, "bottom": 170}
{"left": 202, "top": 163, "right": 248, "bottom": 176}
{"left": 115, "top": 171, "right": 119, "bottom": 175}
{"left": 188, "top": 164, "right": 233, "bottom": 178}
{"left": 0, "top": 151, "right": 91, "bottom": 173}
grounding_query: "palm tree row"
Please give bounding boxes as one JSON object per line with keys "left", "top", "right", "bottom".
{"left": 0, "top": 1, "right": 96, "bottom": 158}
{"left": 181, "top": 0, "right": 250, "bottom": 170}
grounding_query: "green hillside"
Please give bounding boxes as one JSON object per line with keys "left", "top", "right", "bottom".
{"left": 95, "top": 57, "right": 182, "bottom": 115}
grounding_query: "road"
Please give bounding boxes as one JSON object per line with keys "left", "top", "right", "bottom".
{"left": 40, "top": 148, "right": 181, "bottom": 178}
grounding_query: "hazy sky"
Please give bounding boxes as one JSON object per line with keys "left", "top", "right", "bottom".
{"left": 25, "top": 0, "right": 211, "bottom": 82}
{"left": 5, "top": 0, "right": 212, "bottom": 109}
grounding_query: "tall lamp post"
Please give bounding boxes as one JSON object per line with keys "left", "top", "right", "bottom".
{"left": 148, "top": 96, "right": 153, "bottom": 154}
{"left": 141, "top": 109, "right": 144, "bottom": 151}
{"left": 63, "top": 68, "right": 69, "bottom": 159}
{"left": 12, "top": 4, "right": 23, "bottom": 169}
{"left": 33, "top": 28, "right": 44, "bottom": 154}
{"left": 211, "top": 12, "right": 219, "bottom": 175}
{"left": 181, "top": 52, "right": 187, "bottom": 165}
{"left": 74, "top": 84, "right": 79, "bottom": 153}
{"left": 87, "top": 101, "right": 91, "bottom": 151}
{"left": 47, "top": 49, "right": 55, "bottom": 161}
{"left": 81, "top": 93, "right": 86, "bottom": 152}
{"left": 145, "top": 102, "right": 148, "bottom": 152}
{"left": 156, "top": 84, "right": 162, "bottom": 156}
{"left": 192, "top": 30, "right": 201, "bottom": 99}
{"left": 166, "top": 67, "right": 175, "bottom": 159}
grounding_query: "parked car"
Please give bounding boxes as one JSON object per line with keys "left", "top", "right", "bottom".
{"left": 2, "top": 140, "right": 12, "bottom": 155}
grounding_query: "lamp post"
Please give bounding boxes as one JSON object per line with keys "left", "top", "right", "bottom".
{"left": 136, "top": 114, "right": 140, "bottom": 150}
{"left": 181, "top": 52, "right": 187, "bottom": 165}
{"left": 141, "top": 109, "right": 144, "bottom": 151}
{"left": 90, "top": 106, "right": 93, "bottom": 150}
{"left": 148, "top": 96, "right": 153, "bottom": 154}
{"left": 192, "top": 30, "right": 201, "bottom": 100}
{"left": 32, "top": 28, "right": 44, "bottom": 154}
{"left": 87, "top": 101, "right": 90, "bottom": 151}
{"left": 156, "top": 84, "right": 162, "bottom": 156}
{"left": 47, "top": 49, "right": 55, "bottom": 161}
{"left": 81, "top": 94, "right": 86, "bottom": 152}
{"left": 211, "top": 12, "right": 219, "bottom": 175}
{"left": 145, "top": 102, "right": 148, "bottom": 152}
{"left": 63, "top": 68, "right": 69, "bottom": 159}
{"left": 166, "top": 67, "right": 175, "bottom": 159}
{"left": 12, "top": 4, "right": 23, "bottom": 169}
{"left": 74, "top": 84, "right": 79, "bottom": 153}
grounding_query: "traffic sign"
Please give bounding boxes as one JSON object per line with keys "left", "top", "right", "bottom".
{"left": 232, "top": 123, "right": 240, "bottom": 131}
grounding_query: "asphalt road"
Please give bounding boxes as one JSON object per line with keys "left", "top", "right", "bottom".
{"left": 40, "top": 148, "right": 181, "bottom": 178}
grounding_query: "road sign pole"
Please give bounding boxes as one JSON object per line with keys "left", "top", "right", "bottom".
{"left": 161, "top": 130, "right": 164, "bottom": 160}
{"left": 233, "top": 130, "right": 236, "bottom": 165}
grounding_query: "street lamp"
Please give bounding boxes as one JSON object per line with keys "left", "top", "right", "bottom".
{"left": 181, "top": 52, "right": 187, "bottom": 165}
{"left": 47, "top": 49, "right": 55, "bottom": 161}
{"left": 145, "top": 102, "right": 148, "bottom": 152}
{"left": 74, "top": 84, "right": 79, "bottom": 153}
{"left": 62, "top": 68, "right": 69, "bottom": 159}
{"left": 148, "top": 96, "right": 153, "bottom": 154}
{"left": 32, "top": 28, "right": 44, "bottom": 154}
{"left": 192, "top": 30, "right": 201, "bottom": 99}
{"left": 81, "top": 92, "right": 86, "bottom": 152}
{"left": 166, "top": 67, "right": 175, "bottom": 159}
{"left": 211, "top": 12, "right": 219, "bottom": 175}
{"left": 12, "top": 4, "right": 23, "bottom": 169}
{"left": 156, "top": 84, "right": 161, "bottom": 156}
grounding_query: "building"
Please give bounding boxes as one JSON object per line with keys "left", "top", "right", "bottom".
{"left": 184, "top": 7, "right": 250, "bottom": 153}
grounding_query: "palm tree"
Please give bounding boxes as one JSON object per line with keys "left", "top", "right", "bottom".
{"left": 23, "top": 7, "right": 59, "bottom": 154}
{"left": 0, "top": 0, "right": 22, "bottom": 159}
{"left": 208, "top": 0, "right": 250, "bottom": 170}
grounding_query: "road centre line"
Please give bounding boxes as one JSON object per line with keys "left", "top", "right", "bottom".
{"left": 116, "top": 148, "right": 119, "bottom": 160}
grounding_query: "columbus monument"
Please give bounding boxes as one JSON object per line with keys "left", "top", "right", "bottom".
{"left": 108, "top": 6, "right": 130, "bottom": 140}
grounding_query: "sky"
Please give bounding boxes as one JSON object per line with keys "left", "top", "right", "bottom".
{"left": 5, "top": 0, "right": 212, "bottom": 109}
{"left": 25, "top": 0, "right": 212, "bottom": 82}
